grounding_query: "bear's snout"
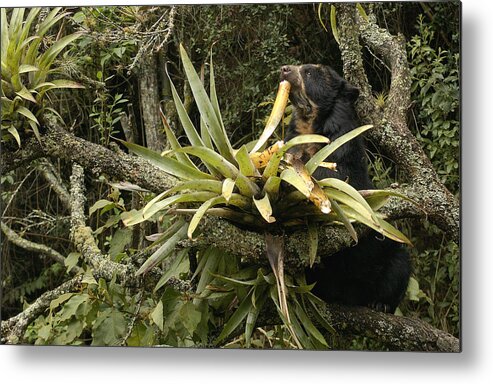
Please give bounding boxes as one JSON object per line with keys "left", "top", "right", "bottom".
{"left": 280, "top": 65, "right": 300, "bottom": 87}
{"left": 280, "top": 65, "right": 296, "bottom": 81}
{"left": 281, "top": 65, "right": 292, "bottom": 76}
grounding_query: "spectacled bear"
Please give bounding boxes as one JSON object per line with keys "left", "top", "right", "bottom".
{"left": 280, "top": 64, "right": 411, "bottom": 313}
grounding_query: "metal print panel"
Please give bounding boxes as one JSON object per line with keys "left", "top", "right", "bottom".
{"left": 1, "top": 2, "right": 460, "bottom": 351}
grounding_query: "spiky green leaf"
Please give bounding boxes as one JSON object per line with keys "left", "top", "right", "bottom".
{"left": 123, "top": 192, "right": 218, "bottom": 226}
{"left": 377, "top": 218, "right": 413, "bottom": 245}
{"left": 160, "top": 110, "right": 199, "bottom": 170}
{"left": 188, "top": 196, "right": 226, "bottom": 239}
{"left": 7, "top": 126, "right": 21, "bottom": 147}
{"left": 1, "top": 9, "right": 9, "bottom": 63}
{"left": 215, "top": 288, "right": 254, "bottom": 344}
{"left": 154, "top": 249, "right": 190, "bottom": 292}
{"left": 319, "top": 178, "right": 379, "bottom": 225}
{"left": 38, "top": 32, "right": 83, "bottom": 70}
{"left": 263, "top": 134, "right": 329, "bottom": 178}
{"left": 307, "top": 222, "right": 318, "bottom": 267}
{"left": 339, "top": 204, "right": 411, "bottom": 244}
{"left": 135, "top": 222, "right": 189, "bottom": 275}
{"left": 292, "top": 299, "right": 328, "bottom": 348}
{"left": 359, "top": 189, "right": 417, "bottom": 211}
{"left": 15, "top": 86, "right": 36, "bottom": 104}
{"left": 194, "top": 247, "right": 222, "bottom": 301}
{"left": 48, "top": 79, "right": 85, "bottom": 89}
{"left": 356, "top": 3, "right": 369, "bottom": 21}
{"left": 245, "top": 284, "right": 268, "bottom": 347}
{"left": 329, "top": 198, "right": 358, "bottom": 242}
{"left": 318, "top": 3, "right": 328, "bottom": 32}
{"left": 209, "top": 48, "right": 227, "bottom": 136}
{"left": 305, "top": 125, "right": 373, "bottom": 174}
{"left": 167, "top": 70, "right": 205, "bottom": 148}
{"left": 18, "top": 64, "right": 39, "bottom": 74}
{"left": 234, "top": 173, "right": 260, "bottom": 197}
{"left": 16, "top": 105, "right": 39, "bottom": 124}
{"left": 119, "top": 140, "right": 215, "bottom": 181}
{"left": 234, "top": 145, "right": 258, "bottom": 177}
{"left": 330, "top": 5, "right": 340, "bottom": 45}
{"left": 179, "top": 44, "right": 235, "bottom": 162}
{"left": 280, "top": 168, "right": 312, "bottom": 197}
{"left": 178, "top": 146, "right": 238, "bottom": 179}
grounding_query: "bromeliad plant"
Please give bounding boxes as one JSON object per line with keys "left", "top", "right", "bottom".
{"left": 1, "top": 7, "right": 83, "bottom": 146}
{"left": 120, "top": 44, "right": 411, "bottom": 348}
{"left": 122, "top": 44, "right": 410, "bottom": 264}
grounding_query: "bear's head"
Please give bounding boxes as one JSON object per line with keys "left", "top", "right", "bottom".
{"left": 280, "top": 64, "right": 359, "bottom": 120}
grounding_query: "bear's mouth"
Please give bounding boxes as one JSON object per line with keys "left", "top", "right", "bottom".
{"left": 280, "top": 65, "right": 301, "bottom": 88}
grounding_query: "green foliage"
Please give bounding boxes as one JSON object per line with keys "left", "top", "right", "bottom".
{"left": 2, "top": 263, "right": 65, "bottom": 307}
{"left": 404, "top": 221, "right": 460, "bottom": 336}
{"left": 25, "top": 273, "right": 162, "bottom": 346}
{"left": 408, "top": 14, "right": 460, "bottom": 194}
{"left": 398, "top": 12, "right": 460, "bottom": 338}
{"left": 1, "top": 8, "right": 84, "bottom": 146}
{"left": 90, "top": 93, "right": 129, "bottom": 146}
{"left": 209, "top": 263, "right": 334, "bottom": 350}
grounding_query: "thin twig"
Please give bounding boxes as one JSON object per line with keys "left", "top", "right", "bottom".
{"left": 2, "top": 169, "right": 35, "bottom": 217}
{"left": 1, "top": 221, "right": 82, "bottom": 274}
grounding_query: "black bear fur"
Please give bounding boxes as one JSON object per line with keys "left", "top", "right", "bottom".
{"left": 280, "top": 64, "right": 411, "bottom": 313}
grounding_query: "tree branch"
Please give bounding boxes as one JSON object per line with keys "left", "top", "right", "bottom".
{"left": 257, "top": 302, "right": 459, "bottom": 352}
{"left": 180, "top": 188, "right": 422, "bottom": 271}
{"left": 69, "top": 163, "right": 133, "bottom": 283}
{"left": 36, "top": 158, "right": 71, "bottom": 209}
{"left": 1, "top": 118, "right": 178, "bottom": 194}
{"left": 1, "top": 221, "right": 82, "bottom": 273}
{"left": 325, "top": 304, "right": 459, "bottom": 352}
{"left": 336, "top": 4, "right": 459, "bottom": 243}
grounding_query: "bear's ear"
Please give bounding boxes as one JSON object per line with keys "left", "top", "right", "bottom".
{"left": 341, "top": 82, "right": 360, "bottom": 102}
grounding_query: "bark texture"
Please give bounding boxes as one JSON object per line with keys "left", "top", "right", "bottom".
{"left": 138, "top": 53, "right": 167, "bottom": 152}
{"left": 336, "top": 4, "right": 459, "bottom": 243}
{"left": 321, "top": 304, "right": 459, "bottom": 352}
{"left": 69, "top": 163, "right": 132, "bottom": 283}
{"left": 1, "top": 118, "right": 177, "bottom": 192}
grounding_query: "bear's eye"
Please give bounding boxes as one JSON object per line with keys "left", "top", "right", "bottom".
{"left": 306, "top": 70, "right": 311, "bottom": 77}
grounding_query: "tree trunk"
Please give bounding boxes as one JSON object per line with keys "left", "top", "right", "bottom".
{"left": 138, "top": 53, "right": 166, "bottom": 152}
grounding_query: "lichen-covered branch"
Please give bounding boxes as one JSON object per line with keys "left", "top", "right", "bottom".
{"left": 181, "top": 189, "right": 422, "bottom": 270}
{"left": 320, "top": 304, "right": 459, "bottom": 352}
{"left": 1, "top": 138, "right": 45, "bottom": 173}
{"left": 69, "top": 163, "right": 132, "bottom": 283}
{"left": 257, "top": 301, "right": 459, "bottom": 352}
{"left": 337, "top": 4, "right": 375, "bottom": 119}
{"left": 1, "top": 119, "right": 178, "bottom": 194}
